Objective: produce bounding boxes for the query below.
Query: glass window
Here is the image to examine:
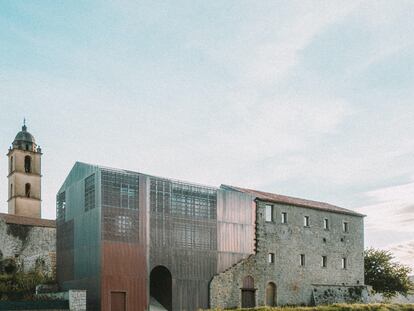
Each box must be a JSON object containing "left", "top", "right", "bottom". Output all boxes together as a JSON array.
[
  {"left": 265, "top": 205, "right": 273, "bottom": 222},
  {"left": 342, "top": 257, "right": 347, "bottom": 269},
  {"left": 324, "top": 218, "right": 329, "bottom": 230},
  {"left": 281, "top": 212, "right": 287, "bottom": 224},
  {"left": 322, "top": 256, "right": 327, "bottom": 268},
  {"left": 300, "top": 254, "right": 305, "bottom": 266},
  {"left": 343, "top": 221, "right": 349, "bottom": 233},
  {"left": 85, "top": 174, "right": 95, "bottom": 211}
]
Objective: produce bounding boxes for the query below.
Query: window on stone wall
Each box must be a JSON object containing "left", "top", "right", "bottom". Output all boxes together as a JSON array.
[
  {"left": 268, "top": 253, "right": 275, "bottom": 263},
  {"left": 265, "top": 205, "right": 274, "bottom": 222},
  {"left": 304, "top": 216, "right": 310, "bottom": 227},
  {"left": 324, "top": 218, "right": 329, "bottom": 230},
  {"left": 343, "top": 221, "right": 349, "bottom": 233},
  {"left": 342, "top": 257, "right": 347, "bottom": 269},
  {"left": 322, "top": 256, "right": 327, "bottom": 268},
  {"left": 300, "top": 254, "right": 305, "bottom": 266},
  {"left": 281, "top": 212, "right": 287, "bottom": 224}
]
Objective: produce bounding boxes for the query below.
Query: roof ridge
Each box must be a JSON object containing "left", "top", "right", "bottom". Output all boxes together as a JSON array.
[{"left": 221, "top": 184, "right": 365, "bottom": 217}]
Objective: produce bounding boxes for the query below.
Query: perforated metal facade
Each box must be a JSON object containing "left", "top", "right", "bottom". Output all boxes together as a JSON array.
[{"left": 57, "top": 162, "right": 255, "bottom": 311}]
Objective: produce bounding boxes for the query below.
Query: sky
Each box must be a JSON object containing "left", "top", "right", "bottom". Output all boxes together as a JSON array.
[{"left": 0, "top": 1, "right": 413, "bottom": 270}]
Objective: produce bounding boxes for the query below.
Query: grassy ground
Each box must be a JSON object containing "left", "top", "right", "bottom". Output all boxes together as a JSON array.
[{"left": 205, "top": 304, "right": 414, "bottom": 311}]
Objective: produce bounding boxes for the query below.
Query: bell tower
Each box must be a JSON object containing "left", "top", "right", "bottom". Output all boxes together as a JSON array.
[{"left": 7, "top": 121, "right": 42, "bottom": 218}]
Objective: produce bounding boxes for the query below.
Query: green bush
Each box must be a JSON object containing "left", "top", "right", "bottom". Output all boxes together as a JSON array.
[{"left": 0, "top": 271, "right": 55, "bottom": 301}]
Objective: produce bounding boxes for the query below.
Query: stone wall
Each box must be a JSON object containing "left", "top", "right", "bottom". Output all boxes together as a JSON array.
[
  {"left": 69, "top": 290, "right": 87, "bottom": 311},
  {"left": 210, "top": 200, "right": 365, "bottom": 308},
  {"left": 0, "top": 217, "right": 56, "bottom": 276}
]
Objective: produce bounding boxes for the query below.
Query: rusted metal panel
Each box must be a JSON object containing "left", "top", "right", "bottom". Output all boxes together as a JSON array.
[
  {"left": 101, "top": 242, "right": 147, "bottom": 311},
  {"left": 100, "top": 171, "right": 148, "bottom": 311}
]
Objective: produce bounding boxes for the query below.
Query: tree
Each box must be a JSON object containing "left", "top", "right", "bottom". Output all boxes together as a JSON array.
[{"left": 364, "top": 248, "right": 413, "bottom": 299}]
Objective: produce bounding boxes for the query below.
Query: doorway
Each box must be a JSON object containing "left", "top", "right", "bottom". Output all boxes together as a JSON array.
[
  {"left": 150, "top": 266, "right": 172, "bottom": 311},
  {"left": 111, "top": 291, "right": 126, "bottom": 311}
]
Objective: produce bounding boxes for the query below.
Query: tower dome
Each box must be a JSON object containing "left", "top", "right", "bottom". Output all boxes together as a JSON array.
[{"left": 12, "top": 122, "right": 38, "bottom": 152}]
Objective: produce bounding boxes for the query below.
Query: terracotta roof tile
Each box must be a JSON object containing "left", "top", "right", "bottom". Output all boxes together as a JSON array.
[
  {"left": 0, "top": 213, "right": 56, "bottom": 228},
  {"left": 221, "top": 185, "right": 364, "bottom": 217}
]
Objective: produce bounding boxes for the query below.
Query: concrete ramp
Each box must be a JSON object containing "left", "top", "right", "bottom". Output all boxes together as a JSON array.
[{"left": 149, "top": 296, "right": 167, "bottom": 311}]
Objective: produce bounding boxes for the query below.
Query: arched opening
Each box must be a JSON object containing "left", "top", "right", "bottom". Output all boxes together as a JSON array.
[
  {"left": 266, "top": 282, "right": 277, "bottom": 306},
  {"left": 150, "top": 266, "right": 172, "bottom": 311},
  {"left": 24, "top": 156, "right": 31, "bottom": 173},
  {"left": 241, "top": 275, "right": 255, "bottom": 308},
  {"left": 25, "top": 183, "right": 31, "bottom": 197},
  {"left": 10, "top": 156, "right": 13, "bottom": 173},
  {"left": 10, "top": 184, "right": 13, "bottom": 197}
]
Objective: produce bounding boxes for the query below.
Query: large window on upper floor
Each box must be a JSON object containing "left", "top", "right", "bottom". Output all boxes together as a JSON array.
[
  {"left": 281, "top": 212, "right": 288, "bottom": 224},
  {"left": 343, "top": 221, "right": 349, "bottom": 233},
  {"left": 85, "top": 174, "right": 95, "bottom": 211},
  {"left": 265, "top": 204, "right": 274, "bottom": 222},
  {"left": 324, "top": 218, "right": 329, "bottom": 230},
  {"left": 304, "top": 216, "right": 310, "bottom": 227}
]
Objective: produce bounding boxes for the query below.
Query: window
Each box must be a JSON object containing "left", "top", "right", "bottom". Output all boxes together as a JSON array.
[
  {"left": 342, "top": 257, "right": 347, "bottom": 269},
  {"left": 281, "top": 212, "right": 287, "bottom": 224},
  {"left": 265, "top": 205, "right": 274, "bottom": 222},
  {"left": 324, "top": 218, "right": 329, "bottom": 230},
  {"left": 300, "top": 254, "right": 305, "bottom": 266},
  {"left": 10, "top": 184, "right": 13, "bottom": 197},
  {"left": 85, "top": 174, "right": 95, "bottom": 211},
  {"left": 24, "top": 156, "right": 31, "bottom": 173},
  {"left": 25, "top": 183, "right": 31, "bottom": 197},
  {"left": 343, "top": 221, "right": 349, "bottom": 233},
  {"left": 268, "top": 253, "right": 275, "bottom": 263},
  {"left": 10, "top": 156, "right": 13, "bottom": 173},
  {"left": 322, "top": 256, "right": 327, "bottom": 268},
  {"left": 304, "top": 216, "right": 310, "bottom": 227}
]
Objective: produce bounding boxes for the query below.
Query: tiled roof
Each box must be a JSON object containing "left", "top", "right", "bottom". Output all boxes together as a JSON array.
[
  {"left": 0, "top": 213, "right": 56, "bottom": 228},
  {"left": 221, "top": 185, "right": 364, "bottom": 217}
]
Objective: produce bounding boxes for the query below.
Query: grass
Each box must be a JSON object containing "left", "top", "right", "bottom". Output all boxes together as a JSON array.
[{"left": 205, "top": 304, "right": 414, "bottom": 311}]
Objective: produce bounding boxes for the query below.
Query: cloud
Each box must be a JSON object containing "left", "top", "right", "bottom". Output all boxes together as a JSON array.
[
  {"left": 356, "top": 177, "right": 414, "bottom": 233},
  {"left": 387, "top": 240, "right": 414, "bottom": 271}
]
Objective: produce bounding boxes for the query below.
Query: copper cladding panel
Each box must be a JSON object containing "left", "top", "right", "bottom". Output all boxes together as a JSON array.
[{"left": 101, "top": 242, "right": 147, "bottom": 311}]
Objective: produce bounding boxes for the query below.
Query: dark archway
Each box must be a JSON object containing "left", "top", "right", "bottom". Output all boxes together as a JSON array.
[
  {"left": 241, "top": 275, "right": 255, "bottom": 308},
  {"left": 150, "top": 266, "right": 172, "bottom": 311},
  {"left": 266, "top": 282, "right": 276, "bottom": 306}
]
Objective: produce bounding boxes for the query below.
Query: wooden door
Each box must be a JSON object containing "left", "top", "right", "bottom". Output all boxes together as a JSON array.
[
  {"left": 111, "top": 292, "right": 126, "bottom": 311},
  {"left": 241, "top": 289, "right": 255, "bottom": 308}
]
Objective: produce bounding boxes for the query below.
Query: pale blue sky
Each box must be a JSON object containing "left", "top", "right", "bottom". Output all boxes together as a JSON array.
[{"left": 0, "top": 1, "right": 413, "bottom": 268}]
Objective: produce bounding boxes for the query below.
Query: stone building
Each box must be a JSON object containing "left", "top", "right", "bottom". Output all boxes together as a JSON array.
[
  {"left": 210, "top": 186, "right": 367, "bottom": 308},
  {"left": 0, "top": 123, "right": 56, "bottom": 277},
  {"left": 57, "top": 162, "right": 366, "bottom": 311}
]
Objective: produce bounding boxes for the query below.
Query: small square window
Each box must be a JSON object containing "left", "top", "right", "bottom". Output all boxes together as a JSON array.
[
  {"left": 343, "top": 222, "right": 349, "bottom": 233},
  {"left": 322, "top": 256, "right": 327, "bottom": 268},
  {"left": 268, "top": 253, "right": 275, "bottom": 263},
  {"left": 281, "top": 212, "right": 288, "bottom": 224},
  {"left": 300, "top": 254, "right": 305, "bottom": 266},
  {"left": 265, "top": 205, "right": 274, "bottom": 222},
  {"left": 324, "top": 218, "right": 329, "bottom": 230},
  {"left": 342, "top": 257, "right": 347, "bottom": 269},
  {"left": 304, "top": 216, "right": 310, "bottom": 227}
]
